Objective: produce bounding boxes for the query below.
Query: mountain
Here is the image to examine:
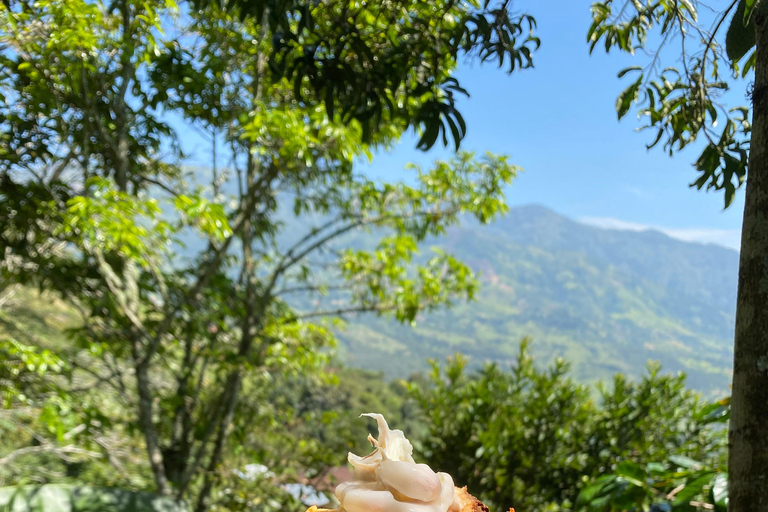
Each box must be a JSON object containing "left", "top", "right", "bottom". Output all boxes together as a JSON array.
[
  {"left": 1, "top": 202, "right": 736, "bottom": 396},
  {"left": 333, "top": 205, "right": 737, "bottom": 395}
]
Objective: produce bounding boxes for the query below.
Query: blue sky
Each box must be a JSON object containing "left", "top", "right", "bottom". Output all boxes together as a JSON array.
[
  {"left": 362, "top": 0, "right": 748, "bottom": 251},
  {"left": 181, "top": 0, "right": 748, "bottom": 250}
]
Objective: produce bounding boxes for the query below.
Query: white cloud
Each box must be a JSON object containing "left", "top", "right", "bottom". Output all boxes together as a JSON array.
[
  {"left": 579, "top": 217, "right": 649, "bottom": 232},
  {"left": 579, "top": 216, "right": 741, "bottom": 251}
]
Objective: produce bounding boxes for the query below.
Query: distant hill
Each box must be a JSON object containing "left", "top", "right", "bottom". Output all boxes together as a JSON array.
[
  {"left": 1, "top": 201, "right": 737, "bottom": 396},
  {"left": 333, "top": 205, "right": 737, "bottom": 395}
]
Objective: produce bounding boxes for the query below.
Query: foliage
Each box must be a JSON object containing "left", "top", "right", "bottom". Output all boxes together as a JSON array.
[
  {"left": 0, "top": 292, "right": 151, "bottom": 490},
  {"left": 0, "top": 336, "right": 114, "bottom": 488},
  {"left": 257, "top": 366, "right": 420, "bottom": 471},
  {"left": 0, "top": 485, "right": 189, "bottom": 512},
  {"left": 578, "top": 459, "right": 725, "bottom": 512},
  {"left": 0, "top": 0, "right": 529, "bottom": 509},
  {"left": 589, "top": 367, "right": 725, "bottom": 471},
  {"left": 1, "top": 286, "right": 730, "bottom": 512},
  {"left": 588, "top": 2, "right": 768, "bottom": 509},
  {"left": 578, "top": 397, "right": 730, "bottom": 512},
  {"left": 588, "top": 0, "right": 752, "bottom": 208},
  {"left": 189, "top": 0, "right": 540, "bottom": 149},
  {"left": 0, "top": 287, "right": 417, "bottom": 509},
  {"left": 410, "top": 340, "right": 725, "bottom": 512}
]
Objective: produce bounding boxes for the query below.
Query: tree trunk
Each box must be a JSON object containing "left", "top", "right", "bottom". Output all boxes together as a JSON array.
[
  {"left": 728, "top": 7, "right": 768, "bottom": 512},
  {"left": 192, "top": 12, "right": 272, "bottom": 511},
  {"left": 135, "top": 358, "right": 171, "bottom": 495}
]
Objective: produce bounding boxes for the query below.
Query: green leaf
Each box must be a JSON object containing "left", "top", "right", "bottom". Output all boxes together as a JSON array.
[
  {"left": 744, "top": 0, "right": 759, "bottom": 25},
  {"left": 725, "top": 181, "right": 737, "bottom": 208},
  {"left": 616, "top": 77, "right": 642, "bottom": 120},
  {"left": 695, "top": 396, "right": 731, "bottom": 424},
  {"left": 617, "top": 66, "right": 642, "bottom": 78},
  {"left": 647, "top": 462, "right": 668, "bottom": 476},
  {"left": 669, "top": 455, "right": 701, "bottom": 470},
  {"left": 616, "top": 461, "right": 646, "bottom": 487},
  {"left": 577, "top": 475, "right": 617, "bottom": 507},
  {"left": 711, "top": 474, "right": 728, "bottom": 512},
  {"left": 727, "top": 0, "right": 756, "bottom": 62},
  {"left": 671, "top": 472, "right": 716, "bottom": 508},
  {"left": 742, "top": 49, "right": 757, "bottom": 76}
]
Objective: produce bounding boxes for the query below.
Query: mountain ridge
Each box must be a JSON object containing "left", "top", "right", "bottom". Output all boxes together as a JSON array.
[
  {"left": 517, "top": 203, "right": 739, "bottom": 252},
  {"left": 334, "top": 204, "right": 737, "bottom": 395}
]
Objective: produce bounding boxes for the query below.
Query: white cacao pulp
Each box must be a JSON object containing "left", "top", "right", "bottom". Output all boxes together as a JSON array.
[{"left": 335, "top": 414, "right": 460, "bottom": 512}]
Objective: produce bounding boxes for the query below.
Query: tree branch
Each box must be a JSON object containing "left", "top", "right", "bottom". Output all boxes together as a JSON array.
[
  {"left": 275, "top": 282, "right": 354, "bottom": 296},
  {"left": 282, "top": 303, "right": 399, "bottom": 323}
]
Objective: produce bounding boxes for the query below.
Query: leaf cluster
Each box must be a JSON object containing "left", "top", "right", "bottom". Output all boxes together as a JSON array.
[
  {"left": 187, "top": 0, "right": 539, "bottom": 149},
  {"left": 588, "top": 0, "right": 753, "bottom": 208},
  {"left": 410, "top": 340, "right": 725, "bottom": 512}
]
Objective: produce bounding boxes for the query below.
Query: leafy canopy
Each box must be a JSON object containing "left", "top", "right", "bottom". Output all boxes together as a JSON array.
[
  {"left": 189, "top": 0, "right": 540, "bottom": 149},
  {"left": 0, "top": 0, "right": 530, "bottom": 509},
  {"left": 411, "top": 340, "right": 725, "bottom": 512},
  {"left": 588, "top": 0, "right": 752, "bottom": 208}
]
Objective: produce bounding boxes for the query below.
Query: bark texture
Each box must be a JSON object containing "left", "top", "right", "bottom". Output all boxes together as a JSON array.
[{"left": 728, "top": 6, "right": 768, "bottom": 512}]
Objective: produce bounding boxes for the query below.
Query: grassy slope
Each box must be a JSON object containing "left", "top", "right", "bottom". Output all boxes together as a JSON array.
[{"left": 0, "top": 287, "right": 80, "bottom": 348}]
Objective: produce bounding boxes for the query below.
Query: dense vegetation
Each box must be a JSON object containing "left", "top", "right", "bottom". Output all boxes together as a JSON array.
[
  {"left": 2, "top": 0, "right": 766, "bottom": 510},
  {"left": 414, "top": 342, "right": 728, "bottom": 512},
  {"left": 0, "top": 0, "right": 531, "bottom": 509},
  {"left": 589, "top": 1, "right": 767, "bottom": 505},
  {"left": 1, "top": 292, "right": 728, "bottom": 512}
]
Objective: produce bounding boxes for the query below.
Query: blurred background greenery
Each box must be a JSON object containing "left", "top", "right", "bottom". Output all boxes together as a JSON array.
[{"left": 1, "top": 288, "right": 729, "bottom": 512}]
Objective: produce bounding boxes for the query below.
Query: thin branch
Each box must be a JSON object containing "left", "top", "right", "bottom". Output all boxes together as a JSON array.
[
  {"left": 91, "top": 246, "right": 143, "bottom": 330},
  {"left": 69, "top": 360, "right": 125, "bottom": 393},
  {"left": 282, "top": 304, "right": 399, "bottom": 323},
  {"left": 695, "top": 0, "right": 739, "bottom": 148},
  {"left": 700, "top": 0, "right": 739, "bottom": 72},
  {"left": 275, "top": 283, "right": 354, "bottom": 296},
  {"left": 176, "top": 395, "right": 224, "bottom": 498},
  {"left": 281, "top": 216, "right": 347, "bottom": 258},
  {"left": 141, "top": 159, "right": 280, "bottom": 368},
  {"left": 688, "top": 502, "right": 715, "bottom": 510},
  {"left": 275, "top": 218, "right": 368, "bottom": 276},
  {"left": 48, "top": 149, "right": 77, "bottom": 184},
  {"left": 673, "top": 0, "right": 689, "bottom": 77},
  {"left": 184, "top": 333, "right": 216, "bottom": 434},
  {"left": 103, "top": 352, "right": 129, "bottom": 396},
  {"left": 666, "top": 483, "right": 687, "bottom": 500},
  {"left": 140, "top": 175, "right": 182, "bottom": 197},
  {"left": 94, "top": 436, "right": 127, "bottom": 474},
  {"left": 271, "top": 206, "right": 457, "bottom": 290}
]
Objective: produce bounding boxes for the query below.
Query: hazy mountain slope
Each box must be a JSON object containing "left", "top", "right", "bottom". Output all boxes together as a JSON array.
[
  {"left": 334, "top": 205, "right": 737, "bottom": 394},
  {"left": 1, "top": 202, "right": 736, "bottom": 395}
]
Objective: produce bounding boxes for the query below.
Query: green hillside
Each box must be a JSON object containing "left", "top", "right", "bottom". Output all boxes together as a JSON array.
[
  {"left": 332, "top": 205, "right": 737, "bottom": 394},
  {"left": 1, "top": 205, "right": 737, "bottom": 395},
  {"left": 0, "top": 287, "right": 80, "bottom": 348}
]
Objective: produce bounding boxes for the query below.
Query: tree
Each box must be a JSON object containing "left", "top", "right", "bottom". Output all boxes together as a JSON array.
[
  {"left": 578, "top": 397, "right": 731, "bottom": 512},
  {"left": 0, "top": 0, "right": 537, "bottom": 509},
  {"left": 410, "top": 340, "right": 723, "bottom": 512},
  {"left": 587, "top": 1, "right": 767, "bottom": 510},
  {"left": 189, "top": 0, "right": 540, "bottom": 150},
  {"left": 411, "top": 342, "right": 596, "bottom": 512}
]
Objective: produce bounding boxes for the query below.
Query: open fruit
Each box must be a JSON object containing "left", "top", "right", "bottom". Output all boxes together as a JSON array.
[{"left": 305, "top": 414, "right": 506, "bottom": 512}]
